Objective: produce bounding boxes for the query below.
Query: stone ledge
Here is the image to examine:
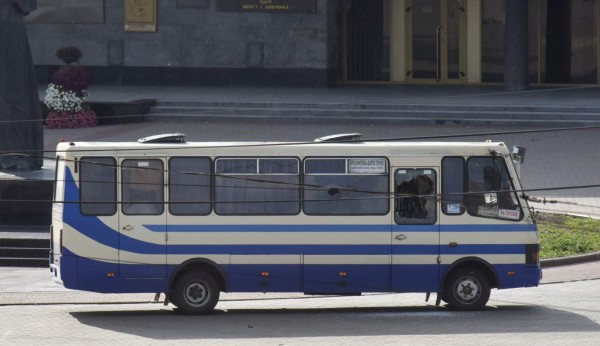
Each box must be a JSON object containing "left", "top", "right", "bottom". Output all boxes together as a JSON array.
[
  {"left": 86, "top": 99, "right": 156, "bottom": 125},
  {"left": 41, "top": 99, "right": 155, "bottom": 126},
  {"left": 541, "top": 251, "right": 600, "bottom": 268}
]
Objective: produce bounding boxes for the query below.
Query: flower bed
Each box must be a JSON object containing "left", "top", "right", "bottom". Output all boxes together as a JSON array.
[
  {"left": 45, "top": 109, "right": 98, "bottom": 129},
  {"left": 44, "top": 47, "right": 97, "bottom": 129}
]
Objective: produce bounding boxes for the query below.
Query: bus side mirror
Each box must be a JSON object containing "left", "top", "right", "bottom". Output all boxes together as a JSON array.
[
  {"left": 512, "top": 146, "right": 526, "bottom": 177},
  {"left": 512, "top": 146, "right": 526, "bottom": 163}
]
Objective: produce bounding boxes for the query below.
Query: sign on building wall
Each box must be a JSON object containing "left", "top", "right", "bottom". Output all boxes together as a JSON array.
[
  {"left": 216, "top": 0, "right": 317, "bottom": 13},
  {"left": 124, "top": 0, "right": 157, "bottom": 32},
  {"left": 26, "top": 0, "right": 104, "bottom": 24}
]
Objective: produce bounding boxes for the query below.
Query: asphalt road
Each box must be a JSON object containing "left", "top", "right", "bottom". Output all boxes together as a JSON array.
[
  {"left": 0, "top": 279, "right": 599, "bottom": 345},
  {"left": 2, "top": 262, "right": 600, "bottom": 345}
]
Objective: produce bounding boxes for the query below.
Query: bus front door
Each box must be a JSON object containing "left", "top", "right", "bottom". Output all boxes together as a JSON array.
[
  {"left": 118, "top": 158, "right": 167, "bottom": 279},
  {"left": 391, "top": 167, "right": 440, "bottom": 292}
]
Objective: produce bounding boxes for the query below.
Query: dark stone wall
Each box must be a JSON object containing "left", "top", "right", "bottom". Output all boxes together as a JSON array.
[
  {"left": 0, "top": 180, "right": 52, "bottom": 226},
  {"left": 26, "top": 0, "right": 338, "bottom": 87}
]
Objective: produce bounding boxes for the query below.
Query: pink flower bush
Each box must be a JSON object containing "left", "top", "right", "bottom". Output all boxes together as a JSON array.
[
  {"left": 45, "top": 109, "right": 98, "bottom": 129},
  {"left": 51, "top": 65, "right": 90, "bottom": 94},
  {"left": 44, "top": 47, "right": 98, "bottom": 129}
]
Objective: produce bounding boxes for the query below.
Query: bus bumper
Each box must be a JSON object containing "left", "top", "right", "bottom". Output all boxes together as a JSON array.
[
  {"left": 50, "top": 263, "right": 64, "bottom": 286},
  {"left": 525, "top": 266, "right": 542, "bottom": 287}
]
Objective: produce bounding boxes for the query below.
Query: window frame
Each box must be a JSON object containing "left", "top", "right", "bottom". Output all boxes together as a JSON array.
[
  {"left": 465, "top": 156, "right": 524, "bottom": 222},
  {"left": 79, "top": 156, "right": 117, "bottom": 216},
  {"left": 394, "top": 167, "right": 438, "bottom": 225},
  {"left": 441, "top": 156, "right": 466, "bottom": 216},
  {"left": 303, "top": 157, "right": 390, "bottom": 216},
  {"left": 214, "top": 157, "right": 301, "bottom": 216},
  {"left": 121, "top": 158, "right": 165, "bottom": 216},
  {"left": 168, "top": 156, "right": 213, "bottom": 216}
]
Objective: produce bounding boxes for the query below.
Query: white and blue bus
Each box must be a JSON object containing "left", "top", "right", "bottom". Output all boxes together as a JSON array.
[{"left": 50, "top": 133, "right": 541, "bottom": 314}]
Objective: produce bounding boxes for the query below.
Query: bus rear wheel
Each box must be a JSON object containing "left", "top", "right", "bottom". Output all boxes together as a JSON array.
[
  {"left": 444, "top": 267, "right": 491, "bottom": 310},
  {"left": 172, "top": 271, "right": 220, "bottom": 315}
]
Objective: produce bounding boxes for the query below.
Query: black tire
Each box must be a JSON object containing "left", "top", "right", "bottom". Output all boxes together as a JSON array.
[
  {"left": 171, "top": 271, "right": 220, "bottom": 315},
  {"left": 444, "top": 267, "right": 491, "bottom": 311}
]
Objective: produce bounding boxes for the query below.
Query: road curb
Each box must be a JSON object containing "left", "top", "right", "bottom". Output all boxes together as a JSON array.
[{"left": 540, "top": 251, "right": 600, "bottom": 268}]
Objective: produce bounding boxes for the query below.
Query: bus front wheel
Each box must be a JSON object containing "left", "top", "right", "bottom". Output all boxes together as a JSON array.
[
  {"left": 444, "top": 267, "right": 491, "bottom": 310},
  {"left": 172, "top": 271, "right": 220, "bottom": 315}
]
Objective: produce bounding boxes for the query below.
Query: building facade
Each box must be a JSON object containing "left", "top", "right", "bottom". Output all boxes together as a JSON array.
[{"left": 26, "top": 0, "right": 599, "bottom": 87}]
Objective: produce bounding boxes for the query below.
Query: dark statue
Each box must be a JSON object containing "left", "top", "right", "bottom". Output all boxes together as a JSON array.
[{"left": 0, "top": 0, "right": 43, "bottom": 170}]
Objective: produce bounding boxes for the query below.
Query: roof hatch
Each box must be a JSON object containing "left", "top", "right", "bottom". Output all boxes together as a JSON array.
[
  {"left": 314, "top": 133, "right": 362, "bottom": 143},
  {"left": 138, "top": 133, "right": 186, "bottom": 143}
]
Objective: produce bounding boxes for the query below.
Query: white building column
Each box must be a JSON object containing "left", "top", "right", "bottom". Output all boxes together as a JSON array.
[{"left": 391, "top": 0, "right": 407, "bottom": 82}]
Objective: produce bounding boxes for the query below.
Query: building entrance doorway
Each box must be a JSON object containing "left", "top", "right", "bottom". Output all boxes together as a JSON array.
[
  {"left": 406, "top": 0, "right": 465, "bottom": 83},
  {"left": 344, "top": 0, "right": 466, "bottom": 84}
]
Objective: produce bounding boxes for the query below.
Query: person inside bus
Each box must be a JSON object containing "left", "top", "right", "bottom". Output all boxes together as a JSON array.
[
  {"left": 396, "top": 174, "right": 434, "bottom": 221},
  {"left": 483, "top": 165, "right": 517, "bottom": 210}
]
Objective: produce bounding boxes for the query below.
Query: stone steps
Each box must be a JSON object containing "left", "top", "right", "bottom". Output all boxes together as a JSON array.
[
  {"left": 0, "top": 235, "right": 49, "bottom": 268},
  {"left": 146, "top": 101, "right": 600, "bottom": 126}
]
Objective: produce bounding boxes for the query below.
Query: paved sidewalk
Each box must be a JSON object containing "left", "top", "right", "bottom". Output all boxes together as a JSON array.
[{"left": 541, "top": 260, "right": 600, "bottom": 284}]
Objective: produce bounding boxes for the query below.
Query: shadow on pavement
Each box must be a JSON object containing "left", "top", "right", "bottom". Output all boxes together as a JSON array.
[{"left": 70, "top": 304, "right": 600, "bottom": 340}]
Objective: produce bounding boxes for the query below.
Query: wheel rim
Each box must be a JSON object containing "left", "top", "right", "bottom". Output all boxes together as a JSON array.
[
  {"left": 184, "top": 282, "right": 210, "bottom": 307},
  {"left": 453, "top": 276, "right": 481, "bottom": 304}
]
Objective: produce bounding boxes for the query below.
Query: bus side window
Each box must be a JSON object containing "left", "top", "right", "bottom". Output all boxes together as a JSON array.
[
  {"left": 80, "top": 157, "right": 117, "bottom": 216},
  {"left": 395, "top": 169, "right": 436, "bottom": 225},
  {"left": 442, "top": 157, "right": 465, "bottom": 215},
  {"left": 466, "top": 157, "right": 522, "bottom": 221},
  {"left": 122, "top": 159, "right": 164, "bottom": 215},
  {"left": 304, "top": 158, "right": 389, "bottom": 216},
  {"left": 215, "top": 158, "right": 300, "bottom": 215},
  {"left": 169, "top": 157, "right": 212, "bottom": 216}
]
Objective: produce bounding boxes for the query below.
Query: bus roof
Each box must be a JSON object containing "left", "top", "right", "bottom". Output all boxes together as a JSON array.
[{"left": 55, "top": 140, "right": 511, "bottom": 157}]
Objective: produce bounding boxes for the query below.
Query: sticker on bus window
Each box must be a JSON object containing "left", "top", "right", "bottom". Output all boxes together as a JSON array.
[
  {"left": 137, "top": 162, "right": 149, "bottom": 167},
  {"left": 499, "top": 209, "right": 520, "bottom": 220},
  {"left": 348, "top": 159, "right": 386, "bottom": 174},
  {"left": 477, "top": 206, "right": 499, "bottom": 218},
  {"left": 447, "top": 204, "right": 461, "bottom": 214}
]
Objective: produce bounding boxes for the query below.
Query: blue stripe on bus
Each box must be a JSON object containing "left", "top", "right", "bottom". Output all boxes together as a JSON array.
[
  {"left": 144, "top": 224, "right": 536, "bottom": 233},
  {"left": 440, "top": 224, "right": 536, "bottom": 232},
  {"left": 392, "top": 244, "right": 524, "bottom": 255},
  {"left": 441, "top": 244, "right": 524, "bottom": 255},
  {"left": 167, "top": 244, "right": 390, "bottom": 255},
  {"left": 149, "top": 224, "right": 393, "bottom": 233}
]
